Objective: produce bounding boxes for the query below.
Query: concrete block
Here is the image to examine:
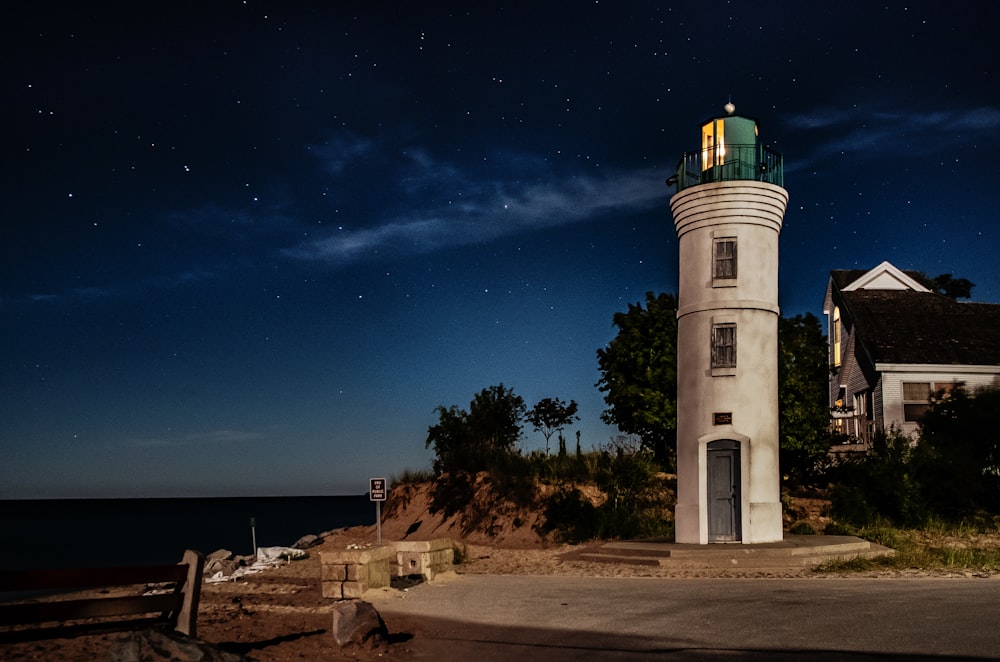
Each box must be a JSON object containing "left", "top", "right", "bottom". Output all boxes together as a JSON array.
[
  {"left": 321, "top": 563, "right": 347, "bottom": 582},
  {"left": 346, "top": 563, "right": 368, "bottom": 583},
  {"left": 321, "top": 581, "right": 343, "bottom": 600},
  {"left": 320, "top": 545, "right": 395, "bottom": 566},
  {"left": 342, "top": 581, "right": 367, "bottom": 600}
]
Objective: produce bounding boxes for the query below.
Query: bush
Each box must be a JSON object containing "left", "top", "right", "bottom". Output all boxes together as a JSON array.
[
  {"left": 539, "top": 488, "right": 599, "bottom": 543},
  {"left": 829, "top": 427, "right": 927, "bottom": 527},
  {"left": 789, "top": 521, "right": 816, "bottom": 535}
]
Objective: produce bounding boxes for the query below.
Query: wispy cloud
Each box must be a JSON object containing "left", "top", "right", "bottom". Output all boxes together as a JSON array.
[
  {"left": 784, "top": 104, "right": 1000, "bottom": 173},
  {"left": 285, "top": 146, "right": 665, "bottom": 265},
  {"left": 125, "top": 429, "right": 265, "bottom": 448}
]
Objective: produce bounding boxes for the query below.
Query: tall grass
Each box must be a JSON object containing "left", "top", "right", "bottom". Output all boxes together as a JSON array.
[{"left": 817, "top": 517, "right": 1000, "bottom": 573}]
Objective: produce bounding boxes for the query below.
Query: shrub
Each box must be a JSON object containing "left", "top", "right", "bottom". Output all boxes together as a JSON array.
[
  {"left": 789, "top": 521, "right": 816, "bottom": 535},
  {"left": 829, "top": 427, "right": 927, "bottom": 527}
]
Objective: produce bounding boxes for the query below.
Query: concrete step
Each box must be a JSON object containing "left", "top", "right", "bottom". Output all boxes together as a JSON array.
[{"left": 563, "top": 536, "right": 895, "bottom": 569}]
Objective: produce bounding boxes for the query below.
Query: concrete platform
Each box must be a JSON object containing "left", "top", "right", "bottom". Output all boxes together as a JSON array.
[{"left": 560, "top": 535, "right": 894, "bottom": 569}]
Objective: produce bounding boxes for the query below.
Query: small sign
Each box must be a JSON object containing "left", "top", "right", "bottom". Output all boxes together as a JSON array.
[
  {"left": 369, "top": 477, "right": 387, "bottom": 501},
  {"left": 713, "top": 412, "right": 733, "bottom": 425}
]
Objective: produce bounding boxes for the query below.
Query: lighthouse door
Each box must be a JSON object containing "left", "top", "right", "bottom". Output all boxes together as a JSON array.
[{"left": 707, "top": 440, "right": 741, "bottom": 542}]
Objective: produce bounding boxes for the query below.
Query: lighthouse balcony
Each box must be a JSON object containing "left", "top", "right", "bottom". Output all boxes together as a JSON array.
[{"left": 672, "top": 144, "right": 783, "bottom": 191}]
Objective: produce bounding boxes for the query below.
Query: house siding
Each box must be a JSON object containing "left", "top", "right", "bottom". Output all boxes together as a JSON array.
[{"left": 881, "top": 370, "right": 1000, "bottom": 436}]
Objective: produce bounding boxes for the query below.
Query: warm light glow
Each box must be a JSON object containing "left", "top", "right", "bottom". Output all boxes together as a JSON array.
[
  {"left": 832, "top": 307, "right": 842, "bottom": 367},
  {"left": 701, "top": 120, "right": 726, "bottom": 171}
]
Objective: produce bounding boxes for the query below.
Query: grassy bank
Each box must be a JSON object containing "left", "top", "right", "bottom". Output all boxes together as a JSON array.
[{"left": 819, "top": 518, "right": 1000, "bottom": 574}]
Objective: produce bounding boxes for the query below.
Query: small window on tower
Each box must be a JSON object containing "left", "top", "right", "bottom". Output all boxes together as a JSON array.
[
  {"left": 713, "top": 238, "right": 737, "bottom": 280},
  {"left": 711, "top": 323, "right": 737, "bottom": 369}
]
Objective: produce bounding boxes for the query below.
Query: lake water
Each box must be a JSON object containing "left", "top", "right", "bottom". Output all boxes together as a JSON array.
[{"left": 0, "top": 495, "right": 374, "bottom": 571}]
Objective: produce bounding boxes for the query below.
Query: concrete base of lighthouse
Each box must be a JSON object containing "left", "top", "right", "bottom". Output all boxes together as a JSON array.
[{"left": 670, "top": 180, "right": 788, "bottom": 544}]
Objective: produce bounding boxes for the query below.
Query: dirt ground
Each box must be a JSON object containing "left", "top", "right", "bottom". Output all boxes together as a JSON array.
[{"left": 1, "top": 488, "right": 994, "bottom": 661}]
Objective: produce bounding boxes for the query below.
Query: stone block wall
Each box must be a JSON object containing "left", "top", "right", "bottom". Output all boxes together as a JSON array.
[
  {"left": 391, "top": 539, "right": 454, "bottom": 580},
  {"left": 320, "top": 539, "right": 455, "bottom": 600},
  {"left": 320, "top": 545, "right": 394, "bottom": 600}
]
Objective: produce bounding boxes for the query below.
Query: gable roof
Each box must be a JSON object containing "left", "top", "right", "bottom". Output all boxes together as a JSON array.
[
  {"left": 840, "top": 261, "right": 932, "bottom": 292},
  {"left": 839, "top": 289, "right": 1000, "bottom": 366},
  {"left": 830, "top": 262, "right": 931, "bottom": 292}
]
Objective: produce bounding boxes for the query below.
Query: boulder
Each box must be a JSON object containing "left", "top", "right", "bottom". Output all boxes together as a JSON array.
[
  {"left": 107, "top": 628, "right": 249, "bottom": 662},
  {"left": 293, "top": 533, "right": 321, "bottom": 549},
  {"left": 330, "top": 601, "right": 389, "bottom": 649},
  {"left": 206, "top": 549, "right": 233, "bottom": 562}
]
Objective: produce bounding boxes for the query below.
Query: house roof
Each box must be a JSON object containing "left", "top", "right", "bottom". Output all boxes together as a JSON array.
[
  {"left": 839, "top": 289, "right": 1000, "bottom": 366},
  {"left": 830, "top": 267, "right": 931, "bottom": 292}
]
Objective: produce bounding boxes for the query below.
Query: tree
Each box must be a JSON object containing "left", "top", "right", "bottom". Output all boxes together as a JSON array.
[
  {"left": 596, "top": 292, "right": 678, "bottom": 468},
  {"left": 526, "top": 397, "right": 579, "bottom": 454},
  {"left": 913, "top": 385, "right": 1000, "bottom": 517},
  {"left": 425, "top": 383, "right": 526, "bottom": 476},
  {"left": 914, "top": 272, "right": 975, "bottom": 300},
  {"left": 778, "top": 313, "right": 834, "bottom": 481}
]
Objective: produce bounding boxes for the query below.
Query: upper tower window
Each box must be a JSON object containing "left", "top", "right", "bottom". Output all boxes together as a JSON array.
[{"left": 713, "top": 238, "right": 737, "bottom": 280}]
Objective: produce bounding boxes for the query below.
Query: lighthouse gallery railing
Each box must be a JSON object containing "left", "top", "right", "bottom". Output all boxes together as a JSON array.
[{"left": 674, "top": 143, "right": 783, "bottom": 191}]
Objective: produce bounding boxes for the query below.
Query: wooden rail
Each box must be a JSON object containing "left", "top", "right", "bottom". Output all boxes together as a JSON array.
[{"left": 0, "top": 549, "right": 203, "bottom": 642}]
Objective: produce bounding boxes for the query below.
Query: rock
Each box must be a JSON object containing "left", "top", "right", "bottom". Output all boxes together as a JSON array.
[
  {"left": 293, "top": 533, "right": 321, "bottom": 549},
  {"left": 204, "top": 557, "right": 237, "bottom": 577},
  {"left": 107, "top": 628, "right": 249, "bottom": 662},
  {"left": 206, "top": 549, "right": 233, "bottom": 562},
  {"left": 330, "top": 600, "right": 389, "bottom": 649}
]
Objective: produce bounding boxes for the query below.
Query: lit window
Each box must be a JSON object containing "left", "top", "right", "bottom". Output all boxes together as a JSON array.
[
  {"left": 832, "top": 307, "right": 841, "bottom": 368},
  {"left": 711, "top": 323, "right": 736, "bottom": 369},
  {"left": 701, "top": 120, "right": 726, "bottom": 170},
  {"left": 713, "top": 238, "right": 737, "bottom": 280}
]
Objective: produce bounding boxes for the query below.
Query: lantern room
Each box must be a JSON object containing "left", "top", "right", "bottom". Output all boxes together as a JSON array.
[{"left": 670, "top": 103, "right": 783, "bottom": 191}]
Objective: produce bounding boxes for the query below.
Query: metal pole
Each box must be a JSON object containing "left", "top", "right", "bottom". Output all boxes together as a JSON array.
[
  {"left": 250, "top": 517, "right": 257, "bottom": 558},
  {"left": 376, "top": 500, "right": 382, "bottom": 546}
]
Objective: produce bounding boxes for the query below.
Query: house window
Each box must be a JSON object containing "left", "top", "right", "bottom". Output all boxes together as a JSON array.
[
  {"left": 902, "top": 381, "right": 959, "bottom": 422},
  {"left": 713, "top": 238, "right": 737, "bottom": 280},
  {"left": 902, "top": 382, "right": 931, "bottom": 422},
  {"left": 832, "top": 306, "right": 842, "bottom": 368},
  {"left": 711, "top": 323, "right": 736, "bottom": 369}
]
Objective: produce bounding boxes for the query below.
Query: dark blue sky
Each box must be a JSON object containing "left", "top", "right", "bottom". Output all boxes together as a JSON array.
[{"left": 3, "top": 1, "right": 997, "bottom": 498}]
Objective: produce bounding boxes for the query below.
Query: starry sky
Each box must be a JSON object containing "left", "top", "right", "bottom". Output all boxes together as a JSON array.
[{"left": 2, "top": 1, "right": 997, "bottom": 498}]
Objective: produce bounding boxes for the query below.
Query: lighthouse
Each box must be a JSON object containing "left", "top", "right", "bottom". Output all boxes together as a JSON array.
[{"left": 669, "top": 103, "right": 788, "bottom": 544}]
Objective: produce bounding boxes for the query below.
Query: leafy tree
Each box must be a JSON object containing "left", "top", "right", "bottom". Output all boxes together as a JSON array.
[
  {"left": 913, "top": 385, "right": 1000, "bottom": 517},
  {"left": 526, "top": 397, "right": 579, "bottom": 454},
  {"left": 425, "top": 383, "right": 526, "bottom": 476},
  {"left": 778, "top": 313, "right": 834, "bottom": 481},
  {"left": 913, "top": 272, "right": 975, "bottom": 300},
  {"left": 425, "top": 384, "right": 529, "bottom": 516},
  {"left": 596, "top": 292, "right": 678, "bottom": 468}
]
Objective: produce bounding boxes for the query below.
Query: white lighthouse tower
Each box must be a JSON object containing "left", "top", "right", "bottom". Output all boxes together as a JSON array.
[{"left": 669, "top": 103, "right": 788, "bottom": 544}]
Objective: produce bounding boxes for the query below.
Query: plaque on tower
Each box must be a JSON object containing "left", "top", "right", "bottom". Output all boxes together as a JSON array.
[{"left": 713, "top": 412, "right": 732, "bottom": 426}]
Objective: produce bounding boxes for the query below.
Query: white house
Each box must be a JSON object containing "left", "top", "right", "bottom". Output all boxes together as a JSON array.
[{"left": 823, "top": 261, "right": 1000, "bottom": 445}]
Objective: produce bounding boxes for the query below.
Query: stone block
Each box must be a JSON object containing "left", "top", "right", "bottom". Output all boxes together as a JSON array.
[
  {"left": 341, "top": 581, "right": 366, "bottom": 600},
  {"left": 321, "top": 563, "right": 347, "bottom": 582},
  {"left": 391, "top": 539, "right": 454, "bottom": 579},
  {"left": 320, "top": 545, "right": 395, "bottom": 566},
  {"left": 321, "top": 581, "right": 343, "bottom": 600},
  {"left": 346, "top": 563, "right": 367, "bottom": 583}
]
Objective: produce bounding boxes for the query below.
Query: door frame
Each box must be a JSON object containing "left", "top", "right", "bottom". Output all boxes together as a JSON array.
[{"left": 706, "top": 439, "right": 742, "bottom": 542}]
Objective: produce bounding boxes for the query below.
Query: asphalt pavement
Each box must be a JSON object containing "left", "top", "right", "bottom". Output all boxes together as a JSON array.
[{"left": 370, "top": 574, "right": 1000, "bottom": 661}]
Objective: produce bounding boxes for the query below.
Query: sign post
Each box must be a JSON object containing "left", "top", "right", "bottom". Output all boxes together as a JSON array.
[{"left": 369, "top": 477, "right": 387, "bottom": 545}]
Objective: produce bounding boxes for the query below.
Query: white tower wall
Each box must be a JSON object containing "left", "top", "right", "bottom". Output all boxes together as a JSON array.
[{"left": 671, "top": 181, "right": 788, "bottom": 544}]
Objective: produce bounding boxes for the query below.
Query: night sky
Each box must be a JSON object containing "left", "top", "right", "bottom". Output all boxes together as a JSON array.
[{"left": 3, "top": 2, "right": 996, "bottom": 498}]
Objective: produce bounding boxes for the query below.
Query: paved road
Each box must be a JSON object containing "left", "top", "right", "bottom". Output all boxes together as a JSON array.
[{"left": 370, "top": 575, "right": 1000, "bottom": 660}]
